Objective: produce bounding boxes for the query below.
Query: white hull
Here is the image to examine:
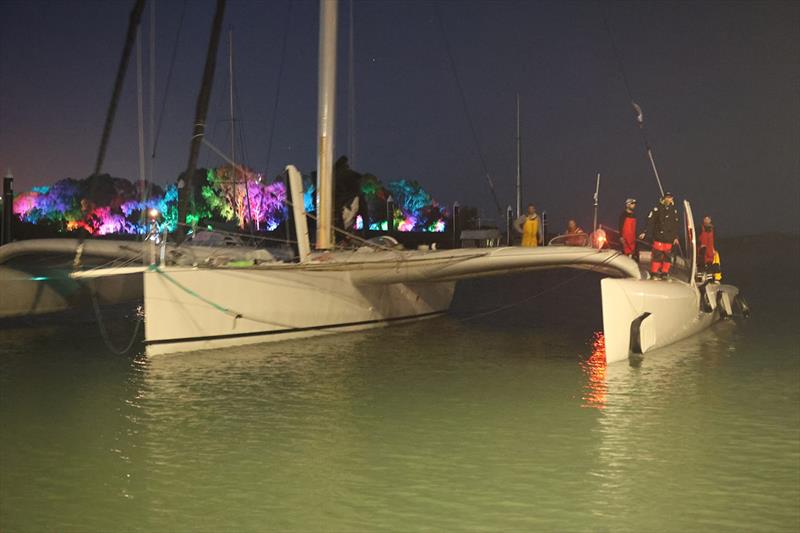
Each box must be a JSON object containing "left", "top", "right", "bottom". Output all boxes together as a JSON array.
[
  {"left": 142, "top": 246, "right": 641, "bottom": 356},
  {"left": 0, "top": 240, "right": 146, "bottom": 318},
  {"left": 144, "top": 266, "right": 455, "bottom": 355},
  {"left": 601, "top": 278, "right": 739, "bottom": 363},
  {"left": 3, "top": 236, "right": 743, "bottom": 364},
  {"left": 0, "top": 266, "right": 143, "bottom": 318}
]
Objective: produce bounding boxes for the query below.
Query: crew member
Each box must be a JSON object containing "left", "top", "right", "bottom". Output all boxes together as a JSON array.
[
  {"left": 514, "top": 204, "right": 542, "bottom": 247},
  {"left": 618, "top": 198, "right": 638, "bottom": 260},
  {"left": 564, "top": 219, "right": 586, "bottom": 246},
  {"left": 639, "top": 192, "right": 680, "bottom": 280},
  {"left": 698, "top": 216, "right": 716, "bottom": 271},
  {"left": 334, "top": 156, "right": 368, "bottom": 237}
]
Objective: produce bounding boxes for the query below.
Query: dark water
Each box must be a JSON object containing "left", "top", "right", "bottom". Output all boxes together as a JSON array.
[{"left": 1, "top": 236, "right": 798, "bottom": 531}]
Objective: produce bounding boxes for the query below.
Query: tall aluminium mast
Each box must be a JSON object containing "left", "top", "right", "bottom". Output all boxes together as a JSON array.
[{"left": 316, "top": 0, "right": 338, "bottom": 250}]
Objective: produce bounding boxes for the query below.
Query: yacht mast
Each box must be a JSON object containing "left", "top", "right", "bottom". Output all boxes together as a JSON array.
[
  {"left": 347, "top": 0, "right": 356, "bottom": 168},
  {"left": 228, "top": 30, "right": 237, "bottom": 213},
  {"left": 515, "top": 93, "right": 521, "bottom": 218},
  {"left": 176, "top": 0, "right": 226, "bottom": 238},
  {"left": 136, "top": 28, "right": 146, "bottom": 189},
  {"left": 94, "top": 0, "right": 145, "bottom": 176},
  {"left": 316, "top": 0, "right": 338, "bottom": 250},
  {"left": 149, "top": 0, "right": 156, "bottom": 185}
]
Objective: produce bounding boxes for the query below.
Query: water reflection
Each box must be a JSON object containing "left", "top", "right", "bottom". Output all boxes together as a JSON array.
[
  {"left": 583, "top": 320, "right": 757, "bottom": 527},
  {"left": 4, "top": 301, "right": 796, "bottom": 531},
  {"left": 579, "top": 331, "right": 607, "bottom": 410}
]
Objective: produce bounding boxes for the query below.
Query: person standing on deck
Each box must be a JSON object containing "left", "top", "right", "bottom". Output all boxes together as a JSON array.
[
  {"left": 618, "top": 198, "right": 638, "bottom": 260},
  {"left": 698, "top": 216, "right": 717, "bottom": 272},
  {"left": 639, "top": 192, "right": 680, "bottom": 280},
  {"left": 514, "top": 204, "right": 542, "bottom": 247}
]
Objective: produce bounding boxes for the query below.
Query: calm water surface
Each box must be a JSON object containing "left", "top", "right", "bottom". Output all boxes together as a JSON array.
[{"left": 1, "top": 239, "right": 798, "bottom": 531}]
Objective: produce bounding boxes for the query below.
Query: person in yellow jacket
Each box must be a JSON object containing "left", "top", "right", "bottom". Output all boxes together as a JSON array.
[{"left": 513, "top": 204, "right": 543, "bottom": 247}]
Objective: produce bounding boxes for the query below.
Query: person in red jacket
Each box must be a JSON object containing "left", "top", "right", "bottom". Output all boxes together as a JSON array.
[
  {"left": 698, "top": 216, "right": 716, "bottom": 271},
  {"left": 618, "top": 198, "right": 638, "bottom": 260}
]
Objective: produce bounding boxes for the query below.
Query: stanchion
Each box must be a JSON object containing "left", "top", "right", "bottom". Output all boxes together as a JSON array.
[
  {"left": 2, "top": 171, "right": 13, "bottom": 245},
  {"left": 452, "top": 202, "right": 460, "bottom": 249},
  {"left": 506, "top": 205, "right": 513, "bottom": 246}
]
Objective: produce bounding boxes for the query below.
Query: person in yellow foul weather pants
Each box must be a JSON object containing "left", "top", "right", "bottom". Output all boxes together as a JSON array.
[{"left": 513, "top": 204, "right": 542, "bottom": 247}]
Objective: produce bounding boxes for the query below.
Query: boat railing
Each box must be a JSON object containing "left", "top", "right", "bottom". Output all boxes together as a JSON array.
[
  {"left": 598, "top": 224, "right": 663, "bottom": 252},
  {"left": 547, "top": 233, "right": 591, "bottom": 247}
]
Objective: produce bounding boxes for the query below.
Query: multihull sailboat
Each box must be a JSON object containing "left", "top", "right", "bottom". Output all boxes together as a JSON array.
[
  {"left": 4, "top": 0, "right": 745, "bottom": 364},
  {"left": 135, "top": 195, "right": 740, "bottom": 363},
  {"left": 141, "top": 237, "right": 641, "bottom": 357},
  {"left": 129, "top": 0, "right": 744, "bottom": 363}
]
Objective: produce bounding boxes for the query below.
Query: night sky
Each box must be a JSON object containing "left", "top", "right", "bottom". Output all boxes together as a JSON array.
[{"left": 1, "top": 0, "right": 798, "bottom": 235}]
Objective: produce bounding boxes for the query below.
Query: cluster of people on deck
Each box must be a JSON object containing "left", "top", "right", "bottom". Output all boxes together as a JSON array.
[{"left": 513, "top": 193, "right": 720, "bottom": 282}]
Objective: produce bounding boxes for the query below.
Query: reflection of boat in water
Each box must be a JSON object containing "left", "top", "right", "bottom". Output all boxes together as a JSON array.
[{"left": 580, "top": 320, "right": 739, "bottom": 410}]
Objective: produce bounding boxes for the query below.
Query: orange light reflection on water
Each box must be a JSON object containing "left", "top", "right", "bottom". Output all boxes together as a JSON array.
[{"left": 579, "top": 331, "right": 607, "bottom": 409}]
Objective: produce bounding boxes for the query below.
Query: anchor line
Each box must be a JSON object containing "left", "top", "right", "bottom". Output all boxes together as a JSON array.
[
  {"left": 85, "top": 278, "right": 143, "bottom": 356},
  {"left": 457, "top": 250, "right": 626, "bottom": 322}
]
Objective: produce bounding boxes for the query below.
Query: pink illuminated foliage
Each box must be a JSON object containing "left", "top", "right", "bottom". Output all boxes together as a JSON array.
[{"left": 12, "top": 165, "right": 447, "bottom": 235}]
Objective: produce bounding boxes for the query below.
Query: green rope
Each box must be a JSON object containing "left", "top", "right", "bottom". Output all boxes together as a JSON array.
[{"left": 151, "top": 265, "right": 241, "bottom": 319}]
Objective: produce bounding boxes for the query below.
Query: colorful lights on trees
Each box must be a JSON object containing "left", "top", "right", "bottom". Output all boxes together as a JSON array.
[{"left": 13, "top": 167, "right": 447, "bottom": 235}]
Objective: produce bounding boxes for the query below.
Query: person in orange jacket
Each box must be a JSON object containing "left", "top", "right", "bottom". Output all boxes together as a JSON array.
[
  {"left": 564, "top": 219, "right": 587, "bottom": 246},
  {"left": 698, "top": 216, "right": 716, "bottom": 271},
  {"left": 618, "top": 198, "right": 638, "bottom": 260}
]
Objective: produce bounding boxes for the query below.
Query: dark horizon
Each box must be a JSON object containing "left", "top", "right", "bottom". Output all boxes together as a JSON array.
[{"left": 1, "top": 0, "right": 798, "bottom": 235}]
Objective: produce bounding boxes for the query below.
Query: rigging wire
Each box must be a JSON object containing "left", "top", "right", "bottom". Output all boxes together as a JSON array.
[
  {"left": 599, "top": 1, "right": 665, "bottom": 197},
  {"left": 264, "top": 0, "right": 293, "bottom": 175},
  {"left": 433, "top": 3, "right": 502, "bottom": 216},
  {"left": 94, "top": 0, "right": 146, "bottom": 177},
  {"left": 136, "top": 27, "right": 148, "bottom": 229},
  {"left": 228, "top": 35, "right": 256, "bottom": 237},
  {"left": 457, "top": 250, "right": 624, "bottom": 322},
  {"left": 152, "top": 0, "right": 187, "bottom": 163}
]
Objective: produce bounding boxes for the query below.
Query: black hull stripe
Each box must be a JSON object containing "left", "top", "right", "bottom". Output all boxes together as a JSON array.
[{"left": 145, "top": 310, "right": 446, "bottom": 346}]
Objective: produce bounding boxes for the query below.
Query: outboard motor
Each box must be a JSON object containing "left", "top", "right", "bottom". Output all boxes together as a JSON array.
[
  {"left": 700, "top": 282, "right": 716, "bottom": 313},
  {"left": 734, "top": 295, "right": 751, "bottom": 318},
  {"left": 717, "top": 290, "right": 733, "bottom": 318}
]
